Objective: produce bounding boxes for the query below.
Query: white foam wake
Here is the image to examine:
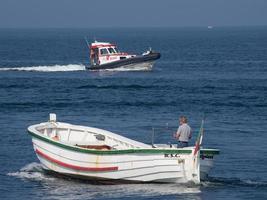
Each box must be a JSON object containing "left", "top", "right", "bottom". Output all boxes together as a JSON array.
[
  {"left": 104, "top": 62, "right": 153, "bottom": 72},
  {"left": 104, "top": 66, "right": 152, "bottom": 72},
  {"left": 0, "top": 64, "right": 86, "bottom": 72},
  {"left": 7, "top": 162, "right": 55, "bottom": 181},
  {"left": 8, "top": 163, "right": 200, "bottom": 199},
  {"left": 92, "top": 62, "right": 153, "bottom": 72}
]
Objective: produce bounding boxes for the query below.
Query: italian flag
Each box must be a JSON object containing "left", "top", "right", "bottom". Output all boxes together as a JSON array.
[{"left": 193, "top": 119, "right": 204, "bottom": 156}]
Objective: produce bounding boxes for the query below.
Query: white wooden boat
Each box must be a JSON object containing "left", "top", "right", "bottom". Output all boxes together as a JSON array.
[{"left": 28, "top": 114, "right": 219, "bottom": 184}]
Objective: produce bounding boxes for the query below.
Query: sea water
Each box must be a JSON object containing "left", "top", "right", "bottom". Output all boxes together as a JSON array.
[{"left": 0, "top": 27, "right": 267, "bottom": 199}]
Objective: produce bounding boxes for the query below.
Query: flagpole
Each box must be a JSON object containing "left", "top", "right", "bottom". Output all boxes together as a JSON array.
[
  {"left": 193, "top": 118, "right": 205, "bottom": 156},
  {"left": 192, "top": 117, "right": 205, "bottom": 183}
]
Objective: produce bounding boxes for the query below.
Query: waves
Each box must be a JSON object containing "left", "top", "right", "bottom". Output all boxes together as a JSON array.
[
  {"left": 202, "top": 176, "right": 267, "bottom": 188},
  {"left": 7, "top": 162, "right": 55, "bottom": 182},
  {"left": 0, "top": 100, "right": 179, "bottom": 111},
  {"left": 0, "top": 64, "right": 86, "bottom": 72},
  {"left": 77, "top": 84, "right": 155, "bottom": 89}
]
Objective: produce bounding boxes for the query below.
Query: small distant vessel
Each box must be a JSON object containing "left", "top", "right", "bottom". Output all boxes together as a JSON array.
[
  {"left": 207, "top": 26, "right": 213, "bottom": 29},
  {"left": 28, "top": 114, "right": 219, "bottom": 183},
  {"left": 86, "top": 41, "right": 161, "bottom": 71}
]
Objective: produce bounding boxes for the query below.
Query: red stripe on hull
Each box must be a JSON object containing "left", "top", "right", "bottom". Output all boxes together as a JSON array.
[
  {"left": 35, "top": 149, "right": 118, "bottom": 172},
  {"left": 194, "top": 143, "right": 200, "bottom": 156}
]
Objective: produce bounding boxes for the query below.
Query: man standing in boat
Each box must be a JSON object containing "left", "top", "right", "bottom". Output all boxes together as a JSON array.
[{"left": 174, "top": 116, "right": 192, "bottom": 148}]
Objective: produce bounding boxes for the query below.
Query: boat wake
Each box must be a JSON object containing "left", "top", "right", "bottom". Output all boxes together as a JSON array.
[
  {"left": 0, "top": 64, "right": 152, "bottom": 72},
  {"left": 9, "top": 164, "right": 267, "bottom": 199},
  {"left": 103, "top": 66, "right": 152, "bottom": 72},
  {"left": 7, "top": 163, "right": 200, "bottom": 198},
  {"left": 202, "top": 176, "right": 267, "bottom": 188},
  {"left": 0, "top": 64, "right": 86, "bottom": 72},
  {"left": 7, "top": 162, "right": 55, "bottom": 181}
]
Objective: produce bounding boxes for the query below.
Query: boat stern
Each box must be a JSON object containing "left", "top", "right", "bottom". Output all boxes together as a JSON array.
[{"left": 200, "top": 148, "right": 220, "bottom": 179}]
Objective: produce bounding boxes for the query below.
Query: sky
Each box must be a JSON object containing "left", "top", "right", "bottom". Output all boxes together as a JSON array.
[{"left": 0, "top": 0, "right": 266, "bottom": 28}]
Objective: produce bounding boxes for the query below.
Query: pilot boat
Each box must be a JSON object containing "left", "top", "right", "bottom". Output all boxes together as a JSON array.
[
  {"left": 28, "top": 114, "right": 219, "bottom": 183},
  {"left": 86, "top": 41, "right": 161, "bottom": 71}
]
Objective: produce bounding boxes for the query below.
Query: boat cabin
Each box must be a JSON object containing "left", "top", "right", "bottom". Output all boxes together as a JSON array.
[{"left": 90, "top": 41, "right": 135, "bottom": 66}]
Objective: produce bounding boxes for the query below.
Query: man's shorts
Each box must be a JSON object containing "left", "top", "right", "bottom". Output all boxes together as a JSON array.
[{"left": 178, "top": 141, "right": 188, "bottom": 148}]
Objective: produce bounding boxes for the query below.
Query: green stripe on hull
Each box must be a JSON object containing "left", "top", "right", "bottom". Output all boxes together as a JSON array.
[
  {"left": 200, "top": 149, "right": 220, "bottom": 155},
  {"left": 28, "top": 131, "right": 192, "bottom": 155}
]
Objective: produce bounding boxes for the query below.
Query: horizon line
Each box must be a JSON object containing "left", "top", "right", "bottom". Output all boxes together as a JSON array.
[{"left": 0, "top": 25, "right": 267, "bottom": 29}]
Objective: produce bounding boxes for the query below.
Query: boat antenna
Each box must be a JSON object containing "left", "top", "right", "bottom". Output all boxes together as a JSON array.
[
  {"left": 93, "top": 36, "right": 97, "bottom": 43},
  {"left": 151, "top": 127, "right": 155, "bottom": 148},
  {"left": 84, "top": 36, "right": 90, "bottom": 48},
  {"left": 193, "top": 114, "right": 206, "bottom": 156},
  {"left": 84, "top": 37, "right": 92, "bottom": 64}
]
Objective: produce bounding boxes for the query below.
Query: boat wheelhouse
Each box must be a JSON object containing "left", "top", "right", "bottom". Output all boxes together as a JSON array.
[{"left": 87, "top": 41, "right": 160, "bottom": 70}]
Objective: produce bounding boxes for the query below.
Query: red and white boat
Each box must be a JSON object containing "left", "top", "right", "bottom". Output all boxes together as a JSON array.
[{"left": 86, "top": 41, "right": 161, "bottom": 71}]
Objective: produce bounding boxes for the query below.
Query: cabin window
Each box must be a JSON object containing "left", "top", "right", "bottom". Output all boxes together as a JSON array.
[
  {"left": 114, "top": 47, "right": 119, "bottom": 53},
  {"left": 100, "top": 48, "right": 109, "bottom": 55},
  {"left": 108, "top": 48, "right": 116, "bottom": 54}
]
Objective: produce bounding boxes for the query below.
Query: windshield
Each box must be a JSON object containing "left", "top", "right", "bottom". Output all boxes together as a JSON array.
[
  {"left": 108, "top": 48, "right": 116, "bottom": 54},
  {"left": 100, "top": 48, "right": 109, "bottom": 55},
  {"left": 114, "top": 47, "right": 119, "bottom": 53}
]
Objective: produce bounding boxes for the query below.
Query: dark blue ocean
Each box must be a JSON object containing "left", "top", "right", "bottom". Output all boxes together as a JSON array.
[{"left": 0, "top": 27, "right": 267, "bottom": 200}]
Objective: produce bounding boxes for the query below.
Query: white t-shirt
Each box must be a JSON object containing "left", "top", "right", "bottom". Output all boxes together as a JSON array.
[{"left": 177, "top": 123, "right": 191, "bottom": 142}]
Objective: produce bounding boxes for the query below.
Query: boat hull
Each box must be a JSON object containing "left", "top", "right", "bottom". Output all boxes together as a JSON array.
[
  {"left": 87, "top": 52, "right": 160, "bottom": 71},
  {"left": 38, "top": 148, "right": 217, "bottom": 183}
]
